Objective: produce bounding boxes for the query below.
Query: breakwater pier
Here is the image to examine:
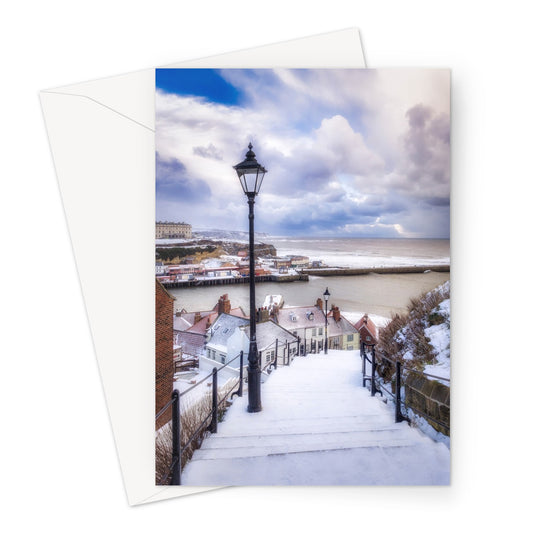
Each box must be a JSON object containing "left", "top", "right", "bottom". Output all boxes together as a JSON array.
[{"left": 302, "top": 264, "right": 450, "bottom": 276}]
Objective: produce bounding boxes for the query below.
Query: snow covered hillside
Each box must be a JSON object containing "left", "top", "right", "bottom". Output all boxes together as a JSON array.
[{"left": 377, "top": 281, "right": 450, "bottom": 380}]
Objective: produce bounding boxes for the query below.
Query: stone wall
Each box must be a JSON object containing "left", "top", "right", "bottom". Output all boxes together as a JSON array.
[{"left": 404, "top": 373, "right": 450, "bottom": 436}]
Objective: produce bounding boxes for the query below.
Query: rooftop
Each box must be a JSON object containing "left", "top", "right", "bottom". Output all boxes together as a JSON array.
[{"left": 207, "top": 313, "right": 249, "bottom": 347}]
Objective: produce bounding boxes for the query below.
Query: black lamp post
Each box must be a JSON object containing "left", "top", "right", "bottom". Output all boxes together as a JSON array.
[
  {"left": 234, "top": 143, "right": 267, "bottom": 413},
  {"left": 323, "top": 287, "right": 330, "bottom": 354}
]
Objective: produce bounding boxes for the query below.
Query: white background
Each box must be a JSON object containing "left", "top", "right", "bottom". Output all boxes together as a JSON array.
[{"left": 1, "top": 1, "right": 531, "bottom": 530}]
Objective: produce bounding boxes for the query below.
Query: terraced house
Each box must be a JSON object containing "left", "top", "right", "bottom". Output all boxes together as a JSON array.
[
  {"left": 204, "top": 313, "right": 298, "bottom": 370},
  {"left": 273, "top": 299, "right": 359, "bottom": 354}
]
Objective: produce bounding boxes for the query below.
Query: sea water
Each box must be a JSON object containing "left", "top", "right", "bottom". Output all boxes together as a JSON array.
[{"left": 167, "top": 238, "right": 450, "bottom": 320}]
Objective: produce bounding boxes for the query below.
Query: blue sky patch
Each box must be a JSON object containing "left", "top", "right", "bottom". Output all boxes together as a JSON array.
[{"left": 156, "top": 68, "right": 241, "bottom": 106}]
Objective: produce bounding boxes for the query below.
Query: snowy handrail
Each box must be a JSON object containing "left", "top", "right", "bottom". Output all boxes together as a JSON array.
[
  {"left": 157, "top": 350, "right": 245, "bottom": 485},
  {"left": 361, "top": 340, "right": 450, "bottom": 432}
]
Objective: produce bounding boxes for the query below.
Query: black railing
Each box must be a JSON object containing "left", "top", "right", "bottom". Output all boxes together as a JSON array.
[
  {"left": 259, "top": 337, "right": 300, "bottom": 373},
  {"left": 155, "top": 350, "right": 245, "bottom": 485},
  {"left": 360, "top": 341, "right": 450, "bottom": 431}
]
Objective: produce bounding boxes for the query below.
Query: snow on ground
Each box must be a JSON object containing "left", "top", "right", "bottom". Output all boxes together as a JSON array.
[
  {"left": 181, "top": 350, "right": 450, "bottom": 486},
  {"left": 423, "top": 298, "right": 450, "bottom": 381},
  {"left": 173, "top": 368, "right": 238, "bottom": 413}
]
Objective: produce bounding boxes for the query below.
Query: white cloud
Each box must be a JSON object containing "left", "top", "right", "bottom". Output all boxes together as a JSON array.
[{"left": 155, "top": 69, "right": 450, "bottom": 238}]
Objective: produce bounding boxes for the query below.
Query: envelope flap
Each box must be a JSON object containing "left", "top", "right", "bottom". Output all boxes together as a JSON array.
[{"left": 41, "top": 28, "right": 364, "bottom": 132}]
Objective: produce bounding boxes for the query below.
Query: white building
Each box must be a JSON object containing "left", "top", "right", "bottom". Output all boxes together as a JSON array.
[
  {"left": 155, "top": 261, "right": 167, "bottom": 275},
  {"left": 274, "top": 300, "right": 359, "bottom": 353},
  {"left": 203, "top": 313, "right": 298, "bottom": 371}
]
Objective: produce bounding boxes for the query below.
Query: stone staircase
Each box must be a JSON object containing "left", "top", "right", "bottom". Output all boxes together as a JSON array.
[{"left": 181, "top": 351, "right": 450, "bottom": 485}]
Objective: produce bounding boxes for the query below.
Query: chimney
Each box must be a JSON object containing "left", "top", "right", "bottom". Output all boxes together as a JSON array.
[
  {"left": 218, "top": 294, "right": 231, "bottom": 314},
  {"left": 257, "top": 307, "right": 269, "bottom": 323},
  {"left": 194, "top": 312, "right": 202, "bottom": 324},
  {"left": 332, "top": 305, "right": 341, "bottom": 322},
  {"left": 363, "top": 313, "right": 368, "bottom": 324},
  {"left": 316, "top": 298, "right": 323, "bottom": 310}
]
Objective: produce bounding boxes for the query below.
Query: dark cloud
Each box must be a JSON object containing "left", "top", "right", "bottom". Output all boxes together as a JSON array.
[
  {"left": 192, "top": 143, "right": 223, "bottom": 160},
  {"left": 425, "top": 196, "right": 450, "bottom": 207},
  {"left": 156, "top": 152, "right": 211, "bottom": 201},
  {"left": 402, "top": 104, "right": 450, "bottom": 203},
  {"left": 262, "top": 191, "right": 407, "bottom": 237}
]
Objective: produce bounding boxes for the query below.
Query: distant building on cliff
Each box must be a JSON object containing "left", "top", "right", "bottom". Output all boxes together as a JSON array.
[{"left": 156, "top": 221, "right": 192, "bottom": 239}]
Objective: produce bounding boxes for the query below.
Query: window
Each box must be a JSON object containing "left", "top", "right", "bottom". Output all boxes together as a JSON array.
[
  {"left": 318, "top": 327, "right": 323, "bottom": 335},
  {"left": 312, "top": 328, "right": 317, "bottom": 336},
  {"left": 347, "top": 334, "right": 354, "bottom": 342},
  {"left": 221, "top": 355, "right": 226, "bottom": 364}
]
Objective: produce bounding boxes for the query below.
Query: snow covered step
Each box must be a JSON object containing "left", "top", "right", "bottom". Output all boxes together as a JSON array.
[
  {"left": 182, "top": 441, "right": 450, "bottom": 486},
  {"left": 181, "top": 350, "right": 450, "bottom": 485},
  {"left": 214, "top": 414, "right": 397, "bottom": 437},
  {"left": 214, "top": 416, "right": 395, "bottom": 439},
  {"left": 192, "top": 429, "right": 416, "bottom": 460}
]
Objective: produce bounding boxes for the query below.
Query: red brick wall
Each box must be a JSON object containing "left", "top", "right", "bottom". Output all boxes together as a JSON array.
[{"left": 155, "top": 280, "right": 175, "bottom": 430}]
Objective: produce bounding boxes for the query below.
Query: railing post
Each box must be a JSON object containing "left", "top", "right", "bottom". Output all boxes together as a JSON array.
[
  {"left": 371, "top": 345, "right": 377, "bottom": 397},
  {"left": 171, "top": 390, "right": 181, "bottom": 485},
  {"left": 211, "top": 368, "right": 218, "bottom": 434},
  {"left": 395, "top": 361, "right": 403, "bottom": 423},
  {"left": 274, "top": 338, "right": 278, "bottom": 369},
  {"left": 238, "top": 350, "right": 243, "bottom": 397},
  {"left": 361, "top": 341, "right": 366, "bottom": 385}
]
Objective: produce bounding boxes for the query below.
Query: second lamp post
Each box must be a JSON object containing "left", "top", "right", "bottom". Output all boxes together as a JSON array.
[
  {"left": 233, "top": 143, "right": 267, "bottom": 413},
  {"left": 323, "top": 287, "right": 330, "bottom": 354}
]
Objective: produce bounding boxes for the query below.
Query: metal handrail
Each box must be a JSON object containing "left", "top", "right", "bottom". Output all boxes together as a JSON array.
[
  {"left": 180, "top": 351, "right": 242, "bottom": 396},
  {"left": 156, "top": 350, "right": 245, "bottom": 485},
  {"left": 360, "top": 341, "right": 450, "bottom": 431}
]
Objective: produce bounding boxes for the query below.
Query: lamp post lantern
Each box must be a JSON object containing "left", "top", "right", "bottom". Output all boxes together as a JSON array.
[
  {"left": 234, "top": 143, "right": 267, "bottom": 413},
  {"left": 323, "top": 287, "right": 330, "bottom": 354}
]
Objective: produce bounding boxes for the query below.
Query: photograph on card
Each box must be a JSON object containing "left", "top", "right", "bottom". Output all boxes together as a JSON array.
[{"left": 154, "top": 68, "right": 451, "bottom": 486}]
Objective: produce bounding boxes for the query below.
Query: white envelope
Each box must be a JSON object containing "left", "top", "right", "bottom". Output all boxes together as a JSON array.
[{"left": 40, "top": 28, "right": 366, "bottom": 506}]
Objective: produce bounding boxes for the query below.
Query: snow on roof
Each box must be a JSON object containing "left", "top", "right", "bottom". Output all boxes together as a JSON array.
[
  {"left": 241, "top": 320, "right": 297, "bottom": 351},
  {"left": 208, "top": 313, "right": 249, "bottom": 346},
  {"left": 173, "top": 316, "right": 193, "bottom": 331},
  {"left": 175, "top": 331, "right": 206, "bottom": 356}
]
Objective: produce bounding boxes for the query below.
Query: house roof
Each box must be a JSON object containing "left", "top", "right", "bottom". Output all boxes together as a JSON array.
[
  {"left": 353, "top": 314, "right": 378, "bottom": 340},
  {"left": 174, "top": 301, "right": 248, "bottom": 335},
  {"left": 276, "top": 305, "right": 322, "bottom": 331},
  {"left": 326, "top": 313, "right": 358, "bottom": 336},
  {"left": 276, "top": 305, "right": 357, "bottom": 337},
  {"left": 173, "top": 316, "right": 193, "bottom": 331},
  {"left": 241, "top": 320, "right": 297, "bottom": 352},
  {"left": 175, "top": 331, "right": 205, "bottom": 356},
  {"left": 207, "top": 313, "right": 249, "bottom": 347}
]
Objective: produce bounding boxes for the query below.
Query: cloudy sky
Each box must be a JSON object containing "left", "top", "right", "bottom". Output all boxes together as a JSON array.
[{"left": 155, "top": 68, "right": 450, "bottom": 238}]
